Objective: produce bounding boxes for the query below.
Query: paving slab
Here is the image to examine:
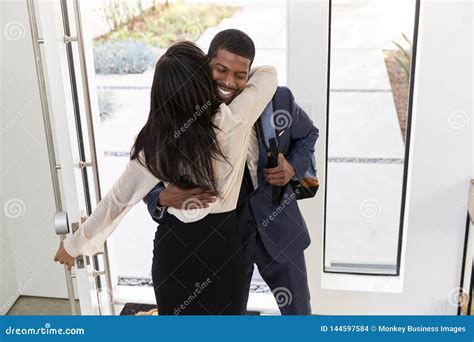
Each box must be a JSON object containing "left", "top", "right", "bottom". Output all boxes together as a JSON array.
[
  {"left": 196, "top": 1, "right": 286, "bottom": 50},
  {"left": 331, "top": 0, "right": 416, "bottom": 50},
  {"left": 330, "top": 49, "right": 392, "bottom": 91},
  {"left": 328, "top": 92, "right": 405, "bottom": 159},
  {"left": 325, "top": 162, "right": 404, "bottom": 267}
]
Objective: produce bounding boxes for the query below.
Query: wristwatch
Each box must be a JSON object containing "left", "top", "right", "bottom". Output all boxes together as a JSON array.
[
  {"left": 152, "top": 189, "right": 168, "bottom": 223},
  {"left": 153, "top": 206, "right": 167, "bottom": 222}
]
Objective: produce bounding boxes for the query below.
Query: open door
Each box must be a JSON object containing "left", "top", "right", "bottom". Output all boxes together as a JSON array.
[{"left": 30, "top": 0, "right": 115, "bottom": 315}]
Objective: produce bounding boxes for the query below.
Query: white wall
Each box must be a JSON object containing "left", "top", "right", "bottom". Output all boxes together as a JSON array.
[
  {"left": 0, "top": 0, "right": 69, "bottom": 315},
  {"left": 289, "top": 0, "right": 472, "bottom": 314}
]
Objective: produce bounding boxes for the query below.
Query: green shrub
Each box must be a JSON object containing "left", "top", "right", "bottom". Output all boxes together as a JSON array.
[
  {"left": 93, "top": 39, "right": 158, "bottom": 74},
  {"left": 392, "top": 33, "right": 412, "bottom": 77},
  {"left": 96, "top": 3, "right": 239, "bottom": 49}
]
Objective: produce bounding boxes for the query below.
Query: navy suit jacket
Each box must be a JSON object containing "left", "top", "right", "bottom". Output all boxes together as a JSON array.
[
  {"left": 144, "top": 86, "right": 319, "bottom": 263},
  {"left": 236, "top": 86, "right": 318, "bottom": 262}
]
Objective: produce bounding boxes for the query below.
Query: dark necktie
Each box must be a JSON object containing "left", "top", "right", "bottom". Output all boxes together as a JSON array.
[{"left": 243, "top": 162, "right": 254, "bottom": 191}]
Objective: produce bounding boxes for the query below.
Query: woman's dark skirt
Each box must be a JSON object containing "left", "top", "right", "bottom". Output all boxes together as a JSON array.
[{"left": 151, "top": 209, "right": 246, "bottom": 315}]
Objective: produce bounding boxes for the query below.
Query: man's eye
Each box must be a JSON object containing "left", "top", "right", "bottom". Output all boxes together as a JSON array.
[
  {"left": 236, "top": 75, "right": 245, "bottom": 80},
  {"left": 217, "top": 68, "right": 226, "bottom": 73}
]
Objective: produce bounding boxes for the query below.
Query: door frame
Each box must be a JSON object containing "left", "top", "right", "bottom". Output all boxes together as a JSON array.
[{"left": 34, "top": 0, "right": 472, "bottom": 316}]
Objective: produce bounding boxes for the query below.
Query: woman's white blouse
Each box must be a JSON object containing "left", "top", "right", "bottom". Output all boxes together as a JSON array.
[{"left": 63, "top": 66, "right": 277, "bottom": 257}]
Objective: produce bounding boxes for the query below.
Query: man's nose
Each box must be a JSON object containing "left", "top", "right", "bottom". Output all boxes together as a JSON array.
[{"left": 223, "top": 75, "right": 234, "bottom": 88}]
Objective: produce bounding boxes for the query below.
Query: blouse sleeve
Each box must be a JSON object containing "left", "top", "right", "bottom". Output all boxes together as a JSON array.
[
  {"left": 225, "top": 65, "right": 278, "bottom": 127},
  {"left": 63, "top": 156, "right": 160, "bottom": 257}
]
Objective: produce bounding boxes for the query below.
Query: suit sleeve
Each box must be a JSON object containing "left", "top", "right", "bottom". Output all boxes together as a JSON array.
[
  {"left": 285, "top": 89, "right": 319, "bottom": 180},
  {"left": 143, "top": 182, "right": 167, "bottom": 221}
]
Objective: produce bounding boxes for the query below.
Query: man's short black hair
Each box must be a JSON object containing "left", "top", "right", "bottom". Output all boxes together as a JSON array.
[{"left": 208, "top": 29, "right": 255, "bottom": 66}]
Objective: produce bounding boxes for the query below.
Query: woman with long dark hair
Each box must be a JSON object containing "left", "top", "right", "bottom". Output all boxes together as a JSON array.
[{"left": 54, "top": 41, "right": 277, "bottom": 315}]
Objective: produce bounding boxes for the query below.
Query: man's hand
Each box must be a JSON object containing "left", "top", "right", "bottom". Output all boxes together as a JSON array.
[
  {"left": 263, "top": 153, "right": 296, "bottom": 186},
  {"left": 159, "top": 184, "right": 217, "bottom": 209},
  {"left": 54, "top": 243, "right": 75, "bottom": 271}
]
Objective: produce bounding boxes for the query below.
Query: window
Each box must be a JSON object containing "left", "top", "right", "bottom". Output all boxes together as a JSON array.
[{"left": 324, "top": 0, "right": 420, "bottom": 275}]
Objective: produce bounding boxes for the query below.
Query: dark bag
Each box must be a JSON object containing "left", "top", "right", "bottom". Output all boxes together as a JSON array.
[{"left": 290, "top": 153, "right": 319, "bottom": 200}]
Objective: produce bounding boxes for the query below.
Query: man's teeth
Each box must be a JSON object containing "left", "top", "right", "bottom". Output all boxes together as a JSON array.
[{"left": 218, "top": 87, "right": 232, "bottom": 96}]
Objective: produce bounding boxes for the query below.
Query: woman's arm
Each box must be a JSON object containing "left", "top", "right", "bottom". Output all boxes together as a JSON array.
[
  {"left": 226, "top": 66, "right": 278, "bottom": 126},
  {"left": 62, "top": 156, "right": 159, "bottom": 258}
]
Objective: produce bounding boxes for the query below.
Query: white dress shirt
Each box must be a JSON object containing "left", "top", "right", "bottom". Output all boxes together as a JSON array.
[{"left": 245, "top": 126, "right": 260, "bottom": 190}]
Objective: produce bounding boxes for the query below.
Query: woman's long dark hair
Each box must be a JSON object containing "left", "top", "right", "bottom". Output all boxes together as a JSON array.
[{"left": 131, "top": 41, "right": 227, "bottom": 196}]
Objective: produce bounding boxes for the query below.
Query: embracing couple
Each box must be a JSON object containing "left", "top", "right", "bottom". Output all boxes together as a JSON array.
[{"left": 54, "top": 29, "right": 319, "bottom": 315}]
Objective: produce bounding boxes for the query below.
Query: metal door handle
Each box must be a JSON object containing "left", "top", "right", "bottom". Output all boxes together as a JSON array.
[
  {"left": 54, "top": 210, "right": 88, "bottom": 235},
  {"left": 53, "top": 210, "right": 86, "bottom": 269},
  {"left": 54, "top": 211, "right": 70, "bottom": 235}
]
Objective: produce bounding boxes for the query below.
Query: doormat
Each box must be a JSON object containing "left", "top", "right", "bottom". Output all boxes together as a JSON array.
[
  {"left": 119, "top": 303, "right": 260, "bottom": 315},
  {"left": 120, "top": 303, "right": 157, "bottom": 316}
]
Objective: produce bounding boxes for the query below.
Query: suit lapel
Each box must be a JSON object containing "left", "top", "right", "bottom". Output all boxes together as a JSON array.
[{"left": 256, "top": 99, "right": 275, "bottom": 184}]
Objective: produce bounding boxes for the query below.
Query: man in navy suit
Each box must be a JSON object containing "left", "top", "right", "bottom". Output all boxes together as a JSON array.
[{"left": 144, "top": 29, "right": 319, "bottom": 315}]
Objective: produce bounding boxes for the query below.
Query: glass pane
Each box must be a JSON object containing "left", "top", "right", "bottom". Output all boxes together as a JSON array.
[
  {"left": 83, "top": 0, "right": 286, "bottom": 311},
  {"left": 325, "top": 0, "right": 418, "bottom": 275}
]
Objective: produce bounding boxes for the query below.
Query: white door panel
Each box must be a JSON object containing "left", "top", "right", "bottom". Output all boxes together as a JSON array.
[{"left": 34, "top": 0, "right": 114, "bottom": 315}]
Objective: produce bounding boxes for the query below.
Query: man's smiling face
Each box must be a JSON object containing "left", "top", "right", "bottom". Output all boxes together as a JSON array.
[{"left": 209, "top": 49, "right": 251, "bottom": 104}]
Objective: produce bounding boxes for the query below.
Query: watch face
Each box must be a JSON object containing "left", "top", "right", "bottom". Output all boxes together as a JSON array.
[{"left": 154, "top": 207, "right": 167, "bottom": 221}]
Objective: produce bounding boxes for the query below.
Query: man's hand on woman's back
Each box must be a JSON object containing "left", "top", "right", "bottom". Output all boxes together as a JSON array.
[{"left": 160, "top": 184, "right": 217, "bottom": 209}]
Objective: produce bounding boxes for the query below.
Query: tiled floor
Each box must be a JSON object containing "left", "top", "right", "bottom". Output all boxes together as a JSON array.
[
  {"left": 6, "top": 296, "right": 78, "bottom": 316},
  {"left": 6, "top": 292, "right": 279, "bottom": 316}
]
